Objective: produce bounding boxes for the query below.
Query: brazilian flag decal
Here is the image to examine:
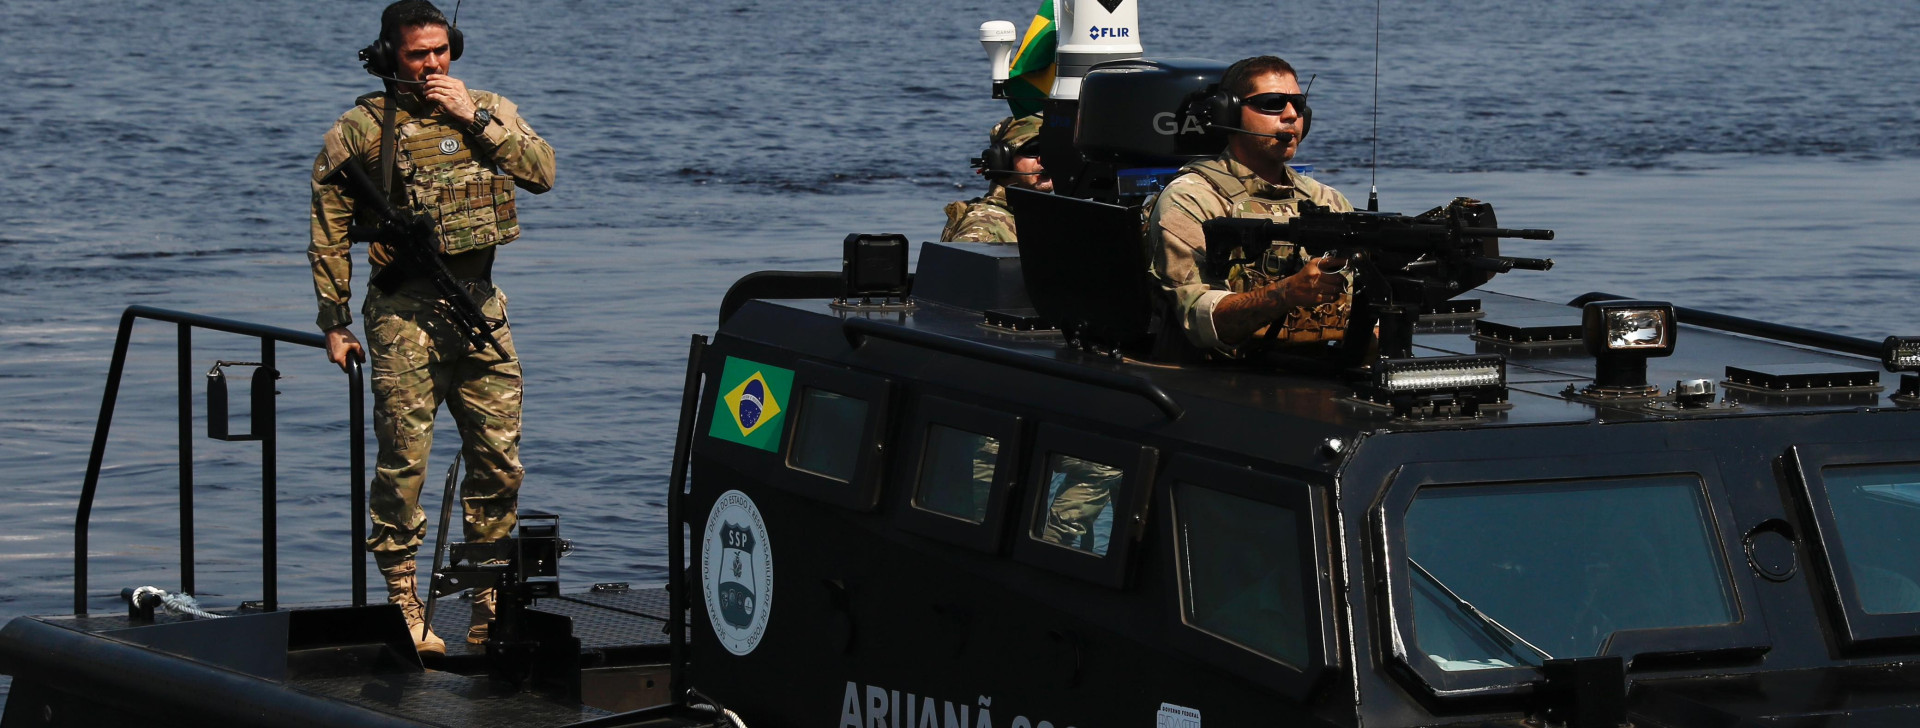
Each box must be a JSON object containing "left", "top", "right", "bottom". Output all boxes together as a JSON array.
[
  {"left": 710, "top": 357, "right": 795, "bottom": 452},
  {"left": 1004, "top": 0, "right": 1057, "bottom": 117}
]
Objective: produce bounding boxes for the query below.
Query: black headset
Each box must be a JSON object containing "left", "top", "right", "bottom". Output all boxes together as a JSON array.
[
  {"left": 973, "top": 119, "right": 1021, "bottom": 179},
  {"left": 359, "top": 2, "right": 465, "bottom": 79},
  {"left": 1193, "top": 60, "right": 1313, "bottom": 141}
]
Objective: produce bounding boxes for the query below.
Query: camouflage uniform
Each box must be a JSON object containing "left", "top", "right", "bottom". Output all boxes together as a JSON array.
[
  {"left": 1146, "top": 155, "right": 1355, "bottom": 354},
  {"left": 308, "top": 89, "right": 555, "bottom": 563},
  {"left": 941, "top": 114, "right": 1046, "bottom": 244},
  {"left": 941, "top": 184, "right": 1019, "bottom": 243}
]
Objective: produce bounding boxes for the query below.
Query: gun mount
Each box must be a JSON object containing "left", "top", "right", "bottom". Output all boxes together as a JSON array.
[{"left": 427, "top": 511, "right": 579, "bottom": 699}]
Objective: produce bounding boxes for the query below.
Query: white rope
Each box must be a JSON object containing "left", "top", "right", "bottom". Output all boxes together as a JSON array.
[
  {"left": 129, "top": 586, "right": 226, "bottom": 620},
  {"left": 689, "top": 701, "right": 748, "bottom": 728}
]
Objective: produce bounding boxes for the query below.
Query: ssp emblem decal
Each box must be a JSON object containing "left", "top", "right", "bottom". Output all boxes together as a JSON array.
[
  {"left": 703, "top": 489, "right": 773, "bottom": 655},
  {"left": 709, "top": 357, "right": 794, "bottom": 452}
]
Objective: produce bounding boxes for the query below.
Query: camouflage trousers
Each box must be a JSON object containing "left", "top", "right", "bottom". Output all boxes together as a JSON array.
[{"left": 363, "top": 285, "right": 524, "bottom": 558}]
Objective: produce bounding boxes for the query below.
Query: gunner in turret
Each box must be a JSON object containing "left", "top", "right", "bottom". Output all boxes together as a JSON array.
[
  {"left": 1146, "top": 56, "right": 1352, "bottom": 354},
  {"left": 941, "top": 114, "right": 1051, "bottom": 243},
  {"left": 307, "top": 0, "right": 556, "bottom": 657}
]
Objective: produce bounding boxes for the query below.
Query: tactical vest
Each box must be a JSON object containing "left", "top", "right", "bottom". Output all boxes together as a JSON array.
[
  {"left": 1174, "top": 158, "right": 1353, "bottom": 345},
  {"left": 359, "top": 95, "right": 520, "bottom": 256},
  {"left": 1180, "top": 158, "right": 1321, "bottom": 221}
]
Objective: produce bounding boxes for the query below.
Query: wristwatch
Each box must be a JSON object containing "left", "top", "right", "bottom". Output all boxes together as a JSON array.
[{"left": 467, "top": 107, "right": 494, "bottom": 137}]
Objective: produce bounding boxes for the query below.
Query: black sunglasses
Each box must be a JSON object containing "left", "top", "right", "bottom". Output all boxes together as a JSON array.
[{"left": 1244, "top": 92, "right": 1309, "bottom": 115}]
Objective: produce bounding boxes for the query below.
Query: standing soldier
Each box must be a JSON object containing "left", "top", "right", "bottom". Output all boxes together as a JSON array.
[
  {"left": 941, "top": 114, "right": 1050, "bottom": 243},
  {"left": 308, "top": 0, "right": 556, "bottom": 656}
]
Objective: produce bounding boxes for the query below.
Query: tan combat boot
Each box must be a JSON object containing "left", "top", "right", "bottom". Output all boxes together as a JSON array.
[
  {"left": 468, "top": 587, "right": 496, "bottom": 645},
  {"left": 377, "top": 557, "right": 447, "bottom": 657}
]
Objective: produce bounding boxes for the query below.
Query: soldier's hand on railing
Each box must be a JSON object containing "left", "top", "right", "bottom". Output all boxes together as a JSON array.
[{"left": 325, "top": 327, "right": 365, "bottom": 372}]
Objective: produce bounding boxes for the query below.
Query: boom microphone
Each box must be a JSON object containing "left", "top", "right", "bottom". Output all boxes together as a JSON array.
[
  {"left": 1206, "top": 124, "right": 1296, "bottom": 141},
  {"left": 969, "top": 158, "right": 1047, "bottom": 176}
]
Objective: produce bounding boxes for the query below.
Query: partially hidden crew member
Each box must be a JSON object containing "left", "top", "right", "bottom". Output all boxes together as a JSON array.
[
  {"left": 308, "top": 0, "right": 555, "bottom": 656},
  {"left": 1146, "top": 56, "right": 1353, "bottom": 355},
  {"left": 941, "top": 113, "right": 1051, "bottom": 243}
]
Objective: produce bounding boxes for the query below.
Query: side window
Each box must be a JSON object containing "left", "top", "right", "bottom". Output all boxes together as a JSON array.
[
  {"left": 1159, "top": 454, "right": 1327, "bottom": 700},
  {"left": 772, "top": 360, "right": 893, "bottom": 511},
  {"left": 893, "top": 397, "right": 1023, "bottom": 552},
  {"left": 1012, "top": 424, "right": 1156, "bottom": 588},
  {"left": 1175, "top": 482, "right": 1309, "bottom": 667},
  {"left": 789, "top": 388, "right": 869, "bottom": 482},
  {"left": 915, "top": 425, "right": 1000, "bottom": 523},
  {"left": 1034, "top": 454, "right": 1126, "bottom": 556}
]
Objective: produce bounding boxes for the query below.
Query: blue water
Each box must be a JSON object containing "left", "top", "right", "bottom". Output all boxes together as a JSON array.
[{"left": 3, "top": 0, "right": 1919, "bottom": 706}]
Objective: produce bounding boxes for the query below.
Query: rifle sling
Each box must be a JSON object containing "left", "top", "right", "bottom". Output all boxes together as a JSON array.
[{"left": 379, "top": 92, "right": 398, "bottom": 204}]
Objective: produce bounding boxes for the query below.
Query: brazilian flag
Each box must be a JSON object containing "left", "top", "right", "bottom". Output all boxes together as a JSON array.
[
  {"left": 709, "top": 357, "right": 794, "bottom": 453},
  {"left": 1005, "top": 0, "right": 1056, "bottom": 117}
]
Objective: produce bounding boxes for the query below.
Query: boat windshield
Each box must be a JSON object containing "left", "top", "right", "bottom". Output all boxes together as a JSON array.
[
  {"left": 1403, "top": 474, "right": 1737, "bottom": 672},
  {"left": 1821, "top": 463, "right": 1920, "bottom": 615}
]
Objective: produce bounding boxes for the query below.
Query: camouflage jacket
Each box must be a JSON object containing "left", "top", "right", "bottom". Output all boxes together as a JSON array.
[
  {"left": 940, "top": 184, "right": 1018, "bottom": 244},
  {"left": 308, "top": 89, "right": 555, "bottom": 331},
  {"left": 1145, "top": 155, "right": 1353, "bottom": 353}
]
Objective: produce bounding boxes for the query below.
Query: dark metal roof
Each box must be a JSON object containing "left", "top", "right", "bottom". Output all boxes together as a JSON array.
[{"left": 751, "top": 288, "right": 1903, "bottom": 433}]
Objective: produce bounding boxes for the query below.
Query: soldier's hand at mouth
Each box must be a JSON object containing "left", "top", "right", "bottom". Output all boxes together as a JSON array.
[{"left": 423, "top": 74, "right": 475, "bottom": 124}]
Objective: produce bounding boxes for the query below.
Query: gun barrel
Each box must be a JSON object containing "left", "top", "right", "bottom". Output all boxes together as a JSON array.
[
  {"left": 1501, "top": 256, "right": 1555, "bottom": 271},
  {"left": 1462, "top": 226, "right": 1555, "bottom": 240}
]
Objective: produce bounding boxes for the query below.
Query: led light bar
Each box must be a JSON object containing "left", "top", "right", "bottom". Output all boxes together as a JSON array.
[
  {"left": 1883, "top": 336, "right": 1920, "bottom": 373},
  {"left": 1374, "top": 355, "right": 1507, "bottom": 394},
  {"left": 1379, "top": 360, "right": 1504, "bottom": 393}
]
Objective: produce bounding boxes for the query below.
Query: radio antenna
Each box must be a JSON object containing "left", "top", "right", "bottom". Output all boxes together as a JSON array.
[{"left": 1367, "top": 0, "right": 1381, "bottom": 212}]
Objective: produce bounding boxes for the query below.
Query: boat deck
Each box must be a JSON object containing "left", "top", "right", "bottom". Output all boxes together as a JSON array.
[{"left": 10, "top": 587, "right": 679, "bottom": 728}]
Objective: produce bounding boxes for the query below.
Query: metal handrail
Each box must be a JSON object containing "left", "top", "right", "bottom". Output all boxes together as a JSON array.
[
  {"left": 74, "top": 305, "right": 367, "bottom": 615},
  {"left": 1566, "top": 292, "right": 1881, "bottom": 359},
  {"left": 842, "top": 318, "right": 1184, "bottom": 421}
]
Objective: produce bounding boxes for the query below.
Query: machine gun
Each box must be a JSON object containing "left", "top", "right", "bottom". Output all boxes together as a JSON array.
[
  {"left": 1202, "top": 198, "right": 1555, "bottom": 360},
  {"left": 328, "top": 161, "right": 513, "bottom": 362}
]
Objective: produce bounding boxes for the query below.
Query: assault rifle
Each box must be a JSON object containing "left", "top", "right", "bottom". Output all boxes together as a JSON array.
[
  {"left": 1201, "top": 198, "right": 1555, "bottom": 359},
  {"left": 329, "top": 161, "right": 512, "bottom": 362}
]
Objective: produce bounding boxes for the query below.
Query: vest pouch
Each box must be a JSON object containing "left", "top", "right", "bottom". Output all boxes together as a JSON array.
[{"left": 434, "top": 166, "right": 522, "bottom": 256}]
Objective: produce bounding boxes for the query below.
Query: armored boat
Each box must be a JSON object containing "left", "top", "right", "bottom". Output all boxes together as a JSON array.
[{"left": 7, "top": 2, "right": 1920, "bottom": 727}]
